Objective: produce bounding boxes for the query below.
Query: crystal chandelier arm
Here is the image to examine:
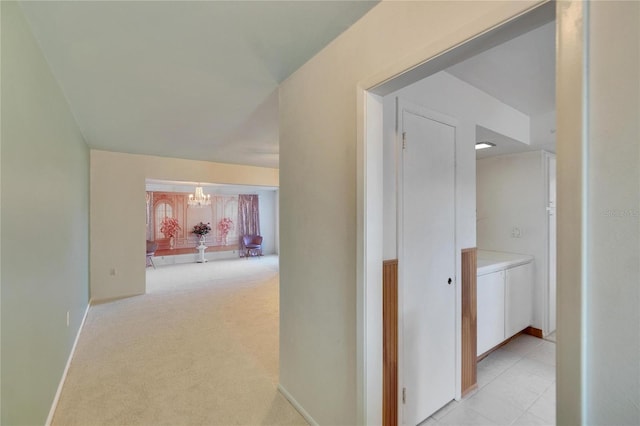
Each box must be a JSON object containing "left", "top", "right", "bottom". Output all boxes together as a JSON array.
[{"left": 188, "top": 185, "right": 211, "bottom": 207}]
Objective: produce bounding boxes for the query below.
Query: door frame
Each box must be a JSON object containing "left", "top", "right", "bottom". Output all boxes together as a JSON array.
[
  {"left": 355, "top": 2, "right": 556, "bottom": 424},
  {"left": 542, "top": 150, "right": 557, "bottom": 336},
  {"left": 396, "top": 99, "right": 459, "bottom": 423}
]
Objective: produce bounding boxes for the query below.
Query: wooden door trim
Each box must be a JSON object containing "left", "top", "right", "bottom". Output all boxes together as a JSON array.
[
  {"left": 461, "top": 248, "right": 477, "bottom": 396},
  {"left": 383, "top": 259, "right": 398, "bottom": 426}
]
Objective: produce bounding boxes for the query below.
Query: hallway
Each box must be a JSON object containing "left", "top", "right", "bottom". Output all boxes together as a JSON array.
[{"left": 52, "top": 256, "right": 306, "bottom": 425}]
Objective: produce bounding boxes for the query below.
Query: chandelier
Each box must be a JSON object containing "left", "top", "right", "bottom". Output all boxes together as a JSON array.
[{"left": 188, "top": 185, "right": 211, "bottom": 207}]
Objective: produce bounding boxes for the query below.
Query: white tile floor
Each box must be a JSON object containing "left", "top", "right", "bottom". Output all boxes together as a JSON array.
[{"left": 421, "top": 334, "right": 556, "bottom": 426}]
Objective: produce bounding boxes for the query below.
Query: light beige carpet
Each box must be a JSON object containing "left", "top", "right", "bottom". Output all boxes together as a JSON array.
[{"left": 53, "top": 256, "right": 307, "bottom": 426}]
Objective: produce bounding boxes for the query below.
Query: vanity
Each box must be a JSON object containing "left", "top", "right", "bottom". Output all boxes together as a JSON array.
[{"left": 477, "top": 250, "right": 534, "bottom": 356}]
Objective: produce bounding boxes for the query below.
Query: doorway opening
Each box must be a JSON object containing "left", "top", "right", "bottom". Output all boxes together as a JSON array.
[
  {"left": 359, "top": 2, "right": 557, "bottom": 425},
  {"left": 144, "top": 179, "right": 278, "bottom": 270}
]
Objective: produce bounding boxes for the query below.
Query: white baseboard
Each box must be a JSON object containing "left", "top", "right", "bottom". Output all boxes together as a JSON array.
[
  {"left": 278, "top": 384, "right": 319, "bottom": 426},
  {"left": 45, "top": 302, "right": 91, "bottom": 426}
]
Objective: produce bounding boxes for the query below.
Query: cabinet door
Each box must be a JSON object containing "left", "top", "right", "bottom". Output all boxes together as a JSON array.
[
  {"left": 505, "top": 262, "right": 534, "bottom": 338},
  {"left": 477, "top": 271, "right": 505, "bottom": 356}
]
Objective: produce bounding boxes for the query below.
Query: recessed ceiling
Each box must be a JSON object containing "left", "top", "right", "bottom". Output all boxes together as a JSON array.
[
  {"left": 475, "top": 125, "right": 554, "bottom": 160},
  {"left": 448, "top": 21, "right": 555, "bottom": 117},
  {"left": 20, "top": 1, "right": 379, "bottom": 168},
  {"left": 443, "top": 21, "right": 556, "bottom": 159}
]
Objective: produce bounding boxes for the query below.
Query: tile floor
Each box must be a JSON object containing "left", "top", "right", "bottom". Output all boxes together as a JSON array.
[
  {"left": 421, "top": 334, "right": 556, "bottom": 426},
  {"left": 544, "top": 331, "right": 556, "bottom": 343}
]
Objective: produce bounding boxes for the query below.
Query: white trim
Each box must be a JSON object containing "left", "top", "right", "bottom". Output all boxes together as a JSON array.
[
  {"left": 45, "top": 302, "right": 91, "bottom": 426},
  {"left": 356, "top": 85, "right": 366, "bottom": 426},
  {"left": 277, "top": 384, "right": 319, "bottom": 426},
  {"left": 356, "top": 89, "right": 385, "bottom": 426},
  {"left": 542, "top": 150, "right": 557, "bottom": 337}
]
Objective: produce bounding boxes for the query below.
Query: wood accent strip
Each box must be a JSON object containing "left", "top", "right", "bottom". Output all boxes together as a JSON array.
[
  {"left": 383, "top": 259, "right": 398, "bottom": 426},
  {"left": 477, "top": 332, "right": 521, "bottom": 362},
  {"left": 524, "top": 326, "right": 544, "bottom": 339},
  {"left": 478, "top": 327, "right": 544, "bottom": 362},
  {"left": 461, "top": 248, "right": 477, "bottom": 396}
]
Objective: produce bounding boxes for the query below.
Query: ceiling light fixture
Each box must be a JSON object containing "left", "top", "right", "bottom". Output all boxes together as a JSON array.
[
  {"left": 475, "top": 142, "right": 496, "bottom": 150},
  {"left": 188, "top": 185, "right": 211, "bottom": 207}
]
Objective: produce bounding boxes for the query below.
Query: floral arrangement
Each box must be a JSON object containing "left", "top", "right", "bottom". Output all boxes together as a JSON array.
[
  {"left": 160, "top": 217, "right": 181, "bottom": 238},
  {"left": 217, "top": 217, "right": 234, "bottom": 237},
  {"left": 192, "top": 222, "right": 212, "bottom": 236}
]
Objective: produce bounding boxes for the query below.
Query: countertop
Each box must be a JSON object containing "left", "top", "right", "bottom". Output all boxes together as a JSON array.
[{"left": 477, "top": 250, "right": 534, "bottom": 276}]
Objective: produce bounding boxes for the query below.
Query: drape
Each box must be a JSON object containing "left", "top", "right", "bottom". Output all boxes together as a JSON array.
[
  {"left": 237, "top": 194, "right": 260, "bottom": 256},
  {"left": 145, "top": 192, "right": 153, "bottom": 240}
]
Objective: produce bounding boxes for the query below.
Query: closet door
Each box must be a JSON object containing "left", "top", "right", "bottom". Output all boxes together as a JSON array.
[{"left": 400, "top": 103, "right": 456, "bottom": 425}]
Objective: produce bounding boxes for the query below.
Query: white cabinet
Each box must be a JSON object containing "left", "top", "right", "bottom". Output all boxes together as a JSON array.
[
  {"left": 476, "top": 257, "right": 534, "bottom": 356},
  {"left": 477, "top": 270, "right": 505, "bottom": 355},
  {"left": 505, "top": 262, "right": 534, "bottom": 338}
]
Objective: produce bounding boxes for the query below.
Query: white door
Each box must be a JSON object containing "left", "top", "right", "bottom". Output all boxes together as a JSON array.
[
  {"left": 547, "top": 155, "right": 557, "bottom": 333},
  {"left": 400, "top": 104, "right": 456, "bottom": 425}
]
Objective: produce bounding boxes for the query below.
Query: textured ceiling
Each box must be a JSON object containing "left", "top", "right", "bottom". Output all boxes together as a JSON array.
[{"left": 20, "top": 1, "right": 378, "bottom": 168}]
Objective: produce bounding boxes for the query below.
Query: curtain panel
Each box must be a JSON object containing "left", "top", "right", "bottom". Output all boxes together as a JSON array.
[{"left": 238, "top": 194, "right": 260, "bottom": 256}]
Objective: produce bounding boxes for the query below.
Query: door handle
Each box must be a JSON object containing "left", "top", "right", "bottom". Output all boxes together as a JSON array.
[{"left": 448, "top": 278, "right": 452, "bottom": 285}]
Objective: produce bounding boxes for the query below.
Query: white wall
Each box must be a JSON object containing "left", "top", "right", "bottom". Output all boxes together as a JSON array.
[
  {"left": 279, "top": 1, "right": 542, "bottom": 424},
  {"left": 477, "top": 151, "right": 547, "bottom": 330},
  {"left": 258, "top": 190, "right": 277, "bottom": 255},
  {"left": 1, "top": 2, "right": 89, "bottom": 424},
  {"left": 382, "top": 71, "right": 531, "bottom": 261},
  {"left": 90, "top": 150, "right": 278, "bottom": 301},
  {"left": 530, "top": 110, "right": 556, "bottom": 147}
]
